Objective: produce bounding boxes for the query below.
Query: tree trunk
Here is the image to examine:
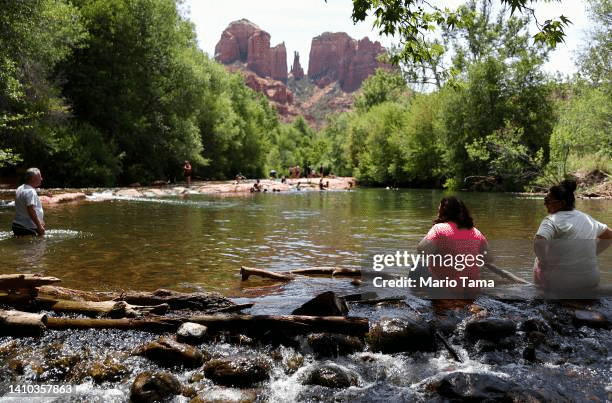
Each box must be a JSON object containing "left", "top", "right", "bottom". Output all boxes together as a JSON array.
[
  {"left": 44, "top": 314, "right": 370, "bottom": 336},
  {"left": 241, "top": 266, "right": 362, "bottom": 281},
  {"left": 0, "top": 274, "right": 61, "bottom": 291},
  {"left": 0, "top": 310, "right": 47, "bottom": 336}
]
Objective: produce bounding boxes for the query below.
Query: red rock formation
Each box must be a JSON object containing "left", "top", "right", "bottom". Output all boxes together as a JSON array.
[
  {"left": 269, "top": 43, "right": 288, "bottom": 82},
  {"left": 216, "top": 19, "right": 287, "bottom": 82},
  {"left": 308, "top": 32, "right": 386, "bottom": 92},
  {"left": 290, "top": 51, "right": 304, "bottom": 80},
  {"left": 242, "top": 71, "right": 294, "bottom": 104},
  {"left": 214, "top": 19, "right": 260, "bottom": 63}
]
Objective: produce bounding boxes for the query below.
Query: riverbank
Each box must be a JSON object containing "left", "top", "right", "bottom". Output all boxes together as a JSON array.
[
  {"left": 2, "top": 274, "right": 612, "bottom": 402},
  {"left": 0, "top": 177, "right": 357, "bottom": 204}
]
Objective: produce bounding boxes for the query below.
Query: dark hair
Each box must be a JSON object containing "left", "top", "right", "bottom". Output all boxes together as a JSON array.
[
  {"left": 434, "top": 196, "right": 474, "bottom": 229},
  {"left": 548, "top": 179, "right": 577, "bottom": 210}
]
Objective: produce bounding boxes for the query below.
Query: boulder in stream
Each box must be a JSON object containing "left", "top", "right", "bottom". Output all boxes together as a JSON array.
[
  {"left": 464, "top": 317, "right": 516, "bottom": 341},
  {"left": 177, "top": 322, "right": 208, "bottom": 344},
  {"left": 306, "top": 332, "right": 364, "bottom": 357},
  {"left": 292, "top": 291, "right": 349, "bottom": 316},
  {"left": 302, "top": 361, "right": 359, "bottom": 388},
  {"left": 130, "top": 371, "right": 183, "bottom": 403},
  {"left": 203, "top": 355, "right": 272, "bottom": 387},
  {"left": 367, "top": 316, "right": 436, "bottom": 353},
  {"left": 136, "top": 335, "right": 208, "bottom": 368}
]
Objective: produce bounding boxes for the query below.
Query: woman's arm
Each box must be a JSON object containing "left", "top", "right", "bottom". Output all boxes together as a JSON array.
[{"left": 597, "top": 228, "right": 612, "bottom": 254}]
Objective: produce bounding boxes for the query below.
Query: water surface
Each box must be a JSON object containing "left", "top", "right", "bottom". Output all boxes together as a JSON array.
[{"left": 1, "top": 188, "right": 611, "bottom": 301}]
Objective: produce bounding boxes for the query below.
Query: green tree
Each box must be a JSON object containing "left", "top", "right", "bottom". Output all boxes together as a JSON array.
[
  {"left": 579, "top": 0, "right": 612, "bottom": 87},
  {"left": 0, "top": 0, "right": 85, "bottom": 168},
  {"left": 347, "top": 0, "right": 570, "bottom": 69},
  {"left": 62, "top": 0, "right": 204, "bottom": 184},
  {"left": 435, "top": 2, "right": 554, "bottom": 190}
]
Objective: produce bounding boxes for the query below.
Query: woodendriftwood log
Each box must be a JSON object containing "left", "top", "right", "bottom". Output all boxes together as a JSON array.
[
  {"left": 37, "top": 286, "right": 236, "bottom": 311},
  {"left": 43, "top": 299, "right": 169, "bottom": 318},
  {"left": 240, "top": 266, "right": 362, "bottom": 281},
  {"left": 45, "top": 317, "right": 179, "bottom": 332},
  {"left": 0, "top": 310, "right": 47, "bottom": 336},
  {"left": 186, "top": 314, "right": 370, "bottom": 336},
  {"left": 240, "top": 267, "right": 293, "bottom": 281},
  {"left": 44, "top": 314, "right": 370, "bottom": 336},
  {"left": 0, "top": 274, "right": 60, "bottom": 291}
]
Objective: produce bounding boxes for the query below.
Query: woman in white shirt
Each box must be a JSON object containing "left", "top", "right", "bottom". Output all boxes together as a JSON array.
[{"left": 534, "top": 180, "right": 612, "bottom": 290}]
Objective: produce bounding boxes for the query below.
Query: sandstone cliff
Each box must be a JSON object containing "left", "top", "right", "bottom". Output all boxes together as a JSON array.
[
  {"left": 308, "top": 32, "right": 386, "bottom": 93},
  {"left": 215, "top": 19, "right": 287, "bottom": 82}
]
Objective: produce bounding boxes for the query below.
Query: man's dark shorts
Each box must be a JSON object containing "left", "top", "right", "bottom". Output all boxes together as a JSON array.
[{"left": 12, "top": 223, "right": 39, "bottom": 236}]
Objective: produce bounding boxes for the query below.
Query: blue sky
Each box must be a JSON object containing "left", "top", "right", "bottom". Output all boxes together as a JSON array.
[{"left": 184, "top": 0, "right": 590, "bottom": 77}]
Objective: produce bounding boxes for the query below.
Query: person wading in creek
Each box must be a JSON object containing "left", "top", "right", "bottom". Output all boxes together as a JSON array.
[
  {"left": 534, "top": 179, "right": 612, "bottom": 291},
  {"left": 11, "top": 168, "right": 45, "bottom": 237}
]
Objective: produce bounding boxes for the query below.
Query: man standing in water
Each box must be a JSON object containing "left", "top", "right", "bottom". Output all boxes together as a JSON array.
[{"left": 12, "top": 168, "right": 45, "bottom": 236}]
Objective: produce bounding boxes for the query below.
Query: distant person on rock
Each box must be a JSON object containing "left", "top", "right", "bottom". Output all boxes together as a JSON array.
[
  {"left": 12, "top": 168, "right": 45, "bottom": 236},
  {"left": 534, "top": 179, "right": 612, "bottom": 290},
  {"left": 183, "top": 160, "right": 192, "bottom": 187}
]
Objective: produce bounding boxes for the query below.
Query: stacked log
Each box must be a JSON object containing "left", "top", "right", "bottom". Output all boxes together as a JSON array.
[{"left": 0, "top": 272, "right": 370, "bottom": 338}]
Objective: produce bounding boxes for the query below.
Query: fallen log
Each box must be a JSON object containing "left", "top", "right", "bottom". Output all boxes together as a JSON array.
[
  {"left": 0, "top": 274, "right": 60, "bottom": 291},
  {"left": 0, "top": 310, "right": 47, "bottom": 336},
  {"left": 44, "top": 299, "right": 169, "bottom": 318},
  {"left": 37, "top": 285, "right": 115, "bottom": 302},
  {"left": 289, "top": 267, "right": 361, "bottom": 277},
  {"left": 240, "top": 266, "right": 293, "bottom": 281},
  {"left": 37, "top": 286, "right": 235, "bottom": 311},
  {"left": 45, "top": 317, "right": 179, "bottom": 332},
  {"left": 44, "top": 314, "right": 370, "bottom": 336},
  {"left": 186, "top": 314, "right": 370, "bottom": 336},
  {"left": 240, "top": 266, "right": 362, "bottom": 281}
]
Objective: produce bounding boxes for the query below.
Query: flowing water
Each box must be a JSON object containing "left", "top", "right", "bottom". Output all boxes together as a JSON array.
[
  {"left": 1, "top": 188, "right": 612, "bottom": 302},
  {"left": 1, "top": 188, "right": 612, "bottom": 402}
]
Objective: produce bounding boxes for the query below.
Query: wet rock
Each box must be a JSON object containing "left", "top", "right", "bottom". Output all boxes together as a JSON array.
[
  {"left": 520, "top": 317, "right": 551, "bottom": 334},
  {"left": 177, "top": 322, "right": 208, "bottom": 344},
  {"left": 573, "top": 309, "right": 611, "bottom": 329},
  {"left": 292, "top": 291, "right": 349, "bottom": 316},
  {"left": 433, "top": 371, "right": 514, "bottom": 401},
  {"left": 130, "top": 371, "right": 182, "bottom": 403},
  {"left": 306, "top": 332, "right": 364, "bottom": 357},
  {"left": 303, "top": 362, "right": 359, "bottom": 388},
  {"left": 8, "top": 358, "right": 25, "bottom": 375},
  {"left": 270, "top": 347, "right": 304, "bottom": 374},
  {"left": 136, "top": 336, "right": 207, "bottom": 368},
  {"left": 203, "top": 355, "right": 271, "bottom": 387},
  {"left": 464, "top": 317, "right": 516, "bottom": 341},
  {"left": 367, "top": 316, "right": 436, "bottom": 353},
  {"left": 505, "top": 386, "right": 572, "bottom": 403},
  {"left": 87, "top": 357, "right": 129, "bottom": 383},
  {"left": 523, "top": 344, "right": 537, "bottom": 362},
  {"left": 191, "top": 387, "right": 259, "bottom": 403}
]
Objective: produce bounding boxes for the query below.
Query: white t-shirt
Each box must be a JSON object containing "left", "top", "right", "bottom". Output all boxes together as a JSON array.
[
  {"left": 12, "top": 184, "right": 44, "bottom": 230},
  {"left": 536, "top": 209, "right": 608, "bottom": 288}
]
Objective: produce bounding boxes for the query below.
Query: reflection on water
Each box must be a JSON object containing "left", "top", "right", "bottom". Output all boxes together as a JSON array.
[{"left": 0, "top": 189, "right": 611, "bottom": 299}]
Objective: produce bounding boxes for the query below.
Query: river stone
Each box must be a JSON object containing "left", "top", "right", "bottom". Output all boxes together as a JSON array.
[
  {"left": 177, "top": 322, "right": 208, "bottom": 344},
  {"left": 573, "top": 309, "right": 611, "bottom": 329},
  {"left": 307, "top": 332, "right": 364, "bottom": 357},
  {"left": 367, "top": 316, "right": 436, "bottom": 353},
  {"left": 203, "top": 355, "right": 271, "bottom": 387},
  {"left": 464, "top": 317, "right": 516, "bottom": 341},
  {"left": 130, "top": 371, "right": 182, "bottom": 403},
  {"left": 292, "top": 291, "right": 349, "bottom": 316},
  {"left": 87, "top": 357, "right": 129, "bottom": 383},
  {"left": 434, "top": 371, "right": 514, "bottom": 401},
  {"left": 303, "top": 362, "right": 359, "bottom": 388},
  {"left": 137, "top": 335, "right": 207, "bottom": 368},
  {"left": 191, "top": 387, "right": 258, "bottom": 403}
]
